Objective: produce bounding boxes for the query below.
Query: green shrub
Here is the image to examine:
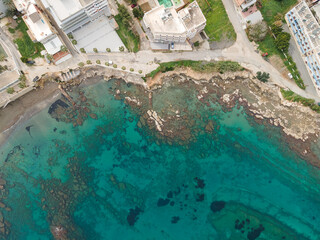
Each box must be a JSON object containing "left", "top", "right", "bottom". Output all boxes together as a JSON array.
[
  {"left": 256, "top": 71, "right": 270, "bottom": 82},
  {"left": 122, "top": 66, "right": 126, "bottom": 70},
  {"left": 80, "top": 48, "right": 86, "bottom": 53},
  {"left": 280, "top": 88, "right": 320, "bottom": 113},
  {"left": 8, "top": 27, "right": 15, "bottom": 34},
  {"left": 67, "top": 33, "right": 74, "bottom": 39},
  {"left": 105, "top": 62, "right": 109, "bottom": 66},
  {"left": 194, "top": 41, "right": 200, "bottom": 47},
  {"left": 138, "top": 70, "right": 142, "bottom": 74},
  {"left": 96, "top": 60, "right": 101, "bottom": 64},
  {"left": 86, "top": 60, "right": 92, "bottom": 64},
  {"left": 130, "top": 68, "right": 134, "bottom": 72},
  {"left": 78, "top": 62, "right": 85, "bottom": 67},
  {"left": 113, "top": 64, "right": 117, "bottom": 68},
  {"left": 6, "top": 87, "right": 14, "bottom": 94},
  {"left": 18, "top": 80, "right": 26, "bottom": 88},
  {"left": 93, "top": 48, "right": 98, "bottom": 53}
]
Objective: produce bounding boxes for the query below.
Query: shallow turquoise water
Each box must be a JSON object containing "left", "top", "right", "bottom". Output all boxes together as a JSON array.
[{"left": 1, "top": 78, "right": 320, "bottom": 239}]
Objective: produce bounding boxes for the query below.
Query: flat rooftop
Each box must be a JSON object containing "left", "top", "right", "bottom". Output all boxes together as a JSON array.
[
  {"left": 41, "top": 0, "right": 83, "bottom": 21},
  {"left": 144, "top": 5, "right": 186, "bottom": 35},
  {"left": 178, "top": 1, "right": 206, "bottom": 31},
  {"left": 23, "top": 4, "right": 53, "bottom": 42}
]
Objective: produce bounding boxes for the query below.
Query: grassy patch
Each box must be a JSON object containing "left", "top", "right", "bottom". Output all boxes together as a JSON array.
[
  {"left": 114, "top": 15, "right": 140, "bottom": 53},
  {"left": 14, "top": 18, "right": 44, "bottom": 59},
  {"left": 197, "top": 0, "right": 236, "bottom": 42},
  {"left": 280, "top": 88, "right": 320, "bottom": 113},
  {"left": 0, "top": 44, "right": 7, "bottom": 57},
  {"left": 147, "top": 60, "right": 243, "bottom": 78},
  {"left": 260, "top": 0, "right": 297, "bottom": 25},
  {"left": 258, "top": 35, "right": 305, "bottom": 89}
]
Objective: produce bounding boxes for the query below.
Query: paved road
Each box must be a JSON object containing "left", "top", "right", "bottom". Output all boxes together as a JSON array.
[
  {"left": 284, "top": 24, "right": 318, "bottom": 96},
  {"left": 0, "top": 27, "right": 24, "bottom": 71}
]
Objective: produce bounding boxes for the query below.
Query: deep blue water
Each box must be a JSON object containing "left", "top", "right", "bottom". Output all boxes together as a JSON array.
[{"left": 0, "top": 78, "right": 320, "bottom": 240}]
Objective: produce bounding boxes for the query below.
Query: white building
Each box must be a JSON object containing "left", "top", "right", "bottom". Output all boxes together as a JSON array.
[
  {"left": 143, "top": 1, "right": 206, "bottom": 47},
  {"left": 286, "top": 1, "right": 320, "bottom": 96},
  {"left": 12, "top": 0, "right": 64, "bottom": 55},
  {"left": 41, "top": 0, "right": 111, "bottom": 34}
]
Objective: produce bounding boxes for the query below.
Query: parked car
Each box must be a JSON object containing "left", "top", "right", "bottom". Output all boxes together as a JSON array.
[
  {"left": 26, "top": 60, "right": 35, "bottom": 65},
  {"left": 171, "top": 42, "right": 174, "bottom": 50},
  {"left": 33, "top": 76, "right": 40, "bottom": 82},
  {"left": 288, "top": 73, "right": 293, "bottom": 79},
  {"left": 131, "top": 4, "right": 137, "bottom": 8}
]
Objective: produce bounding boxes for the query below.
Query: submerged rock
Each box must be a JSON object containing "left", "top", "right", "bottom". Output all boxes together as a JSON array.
[
  {"left": 127, "top": 207, "right": 143, "bottom": 226},
  {"left": 210, "top": 201, "right": 226, "bottom": 213},
  {"left": 157, "top": 198, "right": 170, "bottom": 207}
]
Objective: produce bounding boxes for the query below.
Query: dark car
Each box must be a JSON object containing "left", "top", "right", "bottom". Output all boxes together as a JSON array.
[
  {"left": 33, "top": 76, "right": 40, "bottom": 82},
  {"left": 26, "top": 60, "right": 35, "bottom": 65},
  {"left": 171, "top": 42, "right": 174, "bottom": 49},
  {"left": 131, "top": 4, "right": 137, "bottom": 8}
]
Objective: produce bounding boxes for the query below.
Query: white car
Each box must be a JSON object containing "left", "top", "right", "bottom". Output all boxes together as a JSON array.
[
  {"left": 288, "top": 73, "right": 293, "bottom": 79},
  {"left": 108, "top": 60, "right": 113, "bottom": 65}
]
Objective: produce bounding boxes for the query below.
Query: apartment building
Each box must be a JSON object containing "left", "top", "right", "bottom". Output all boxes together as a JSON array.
[
  {"left": 143, "top": 1, "right": 206, "bottom": 46},
  {"left": 286, "top": 1, "right": 320, "bottom": 96},
  {"left": 40, "top": 0, "right": 111, "bottom": 34}
]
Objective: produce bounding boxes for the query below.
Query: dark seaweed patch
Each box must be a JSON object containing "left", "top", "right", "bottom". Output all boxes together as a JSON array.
[
  {"left": 247, "top": 224, "right": 265, "bottom": 240},
  {"left": 171, "top": 216, "right": 180, "bottom": 224},
  {"left": 127, "top": 207, "right": 143, "bottom": 226},
  {"left": 157, "top": 198, "right": 170, "bottom": 207},
  {"left": 194, "top": 177, "right": 205, "bottom": 189},
  {"left": 210, "top": 201, "right": 225, "bottom": 213}
]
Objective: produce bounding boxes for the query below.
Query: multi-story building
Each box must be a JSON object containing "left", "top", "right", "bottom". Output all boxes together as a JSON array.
[
  {"left": 286, "top": 1, "right": 320, "bottom": 96},
  {"left": 12, "top": 0, "right": 65, "bottom": 56},
  {"left": 40, "top": 0, "right": 111, "bottom": 34},
  {"left": 143, "top": 1, "right": 206, "bottom": 47}
]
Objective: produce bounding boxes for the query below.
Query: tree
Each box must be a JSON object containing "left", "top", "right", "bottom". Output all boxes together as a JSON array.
[
  {"left": 60, "top": 45, "right": 68, "bottom": 52},
  {"left": 133, "top": 7, "right": 144, "bottom": 20},
  {"left": 46, "top": 54, "right": 53, "bottom": 62},
  {"left": 256, "top": 71, "right": 270, "bottom": 82},
  {"left": 80, "top": 48, "right": 86, "bottom": 53},
  {"left": 72, "top": 40, "right": 77, "bottom": 45},
  {"left": 20, "top": 56, "right": 28, "bottom": 63},
  {"left": 93, "top": 48, "right": 98, "bottom": 53},
  {"left": 119, "top": 46, "right": 125, "bottom": 52},
  {"left": 271, "top": 24, "right": 283, "bottom": 37},
  {"left": 106, "top": 48, "right": 111, "bottom": 52},
  {"left": 275, "top": 32, "right": 290, "bottom": 52}
]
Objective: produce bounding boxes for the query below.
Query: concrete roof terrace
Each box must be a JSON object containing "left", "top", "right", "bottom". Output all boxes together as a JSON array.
[
  {"left": 178, "top": 1, "right": 206, "bottom": 32},
  {"left": 41, "top": 0, "right": 83, "bottom": 22},
  {"left": 23, "top": 3, "right": 53, "bottom": 42},
  {"left": 143, "top": 5, "right": 186, "bottom": 35}
]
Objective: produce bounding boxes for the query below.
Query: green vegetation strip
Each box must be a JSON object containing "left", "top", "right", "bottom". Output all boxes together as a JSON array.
[
  {"left": 260, "top": 0, "right": 298, "bottom": 25},
  {"left": 257, "top": 0, "right": 305, "bottom": 89},
  {"left": 14, "top": 18, "right": 44, "bottom": 59},
  {"left": 147, "top": 60, "right": 243, "bottom": 79},
  {"left": 197, "top": 0, "right": 236, "bottom": 42},
  {"left": 114, "top": 15, "right": 139, "bottom": 53},
  {"left": 280, "top": 88, "right": 320, "bottom": 113}
]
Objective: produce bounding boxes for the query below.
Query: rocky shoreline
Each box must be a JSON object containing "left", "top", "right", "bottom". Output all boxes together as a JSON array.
[{"left": 1, "top": 65, "right": 320, "bottom": 165}]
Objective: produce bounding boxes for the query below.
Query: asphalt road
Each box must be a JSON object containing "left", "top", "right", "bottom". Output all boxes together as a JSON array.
[{"left": 0, "top": 26, "right": 24, "bottom": 71}]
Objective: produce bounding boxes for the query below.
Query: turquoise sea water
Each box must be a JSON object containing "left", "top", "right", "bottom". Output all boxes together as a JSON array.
[{"left": 1, "top": 78, "right": 320, "bottom": 239}]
